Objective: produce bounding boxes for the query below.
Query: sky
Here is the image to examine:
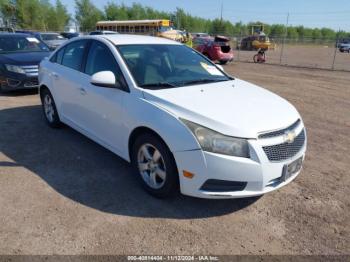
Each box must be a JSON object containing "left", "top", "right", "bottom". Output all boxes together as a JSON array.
[{"left": 57, "top": 0, "right": 350, "bottom": 31}]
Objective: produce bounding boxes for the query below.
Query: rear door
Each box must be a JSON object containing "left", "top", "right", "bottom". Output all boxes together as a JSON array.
[
  {"left": 52, "top": 40, "right": 90, "bottom": 127},
  {"left": 193, "top": 38, "right": 207, "bottom": 53}
]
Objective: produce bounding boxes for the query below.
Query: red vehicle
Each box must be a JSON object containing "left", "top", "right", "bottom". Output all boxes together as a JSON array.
[{"left": 193, "top": 35, "right": 234, "bottom": 65}]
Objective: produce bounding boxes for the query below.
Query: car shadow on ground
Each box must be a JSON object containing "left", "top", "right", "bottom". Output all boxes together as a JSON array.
[
  {"left": 0, "top": 89, "right": 38, "bottom": 97},
  {"left": 0, "top": 105, "right": 260, "bottom": 219}
]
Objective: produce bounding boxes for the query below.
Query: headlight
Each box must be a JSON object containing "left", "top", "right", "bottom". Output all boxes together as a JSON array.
[
  {"left": 181, "top": 119, "right": 250, "bottom": 158},
  {"left": 5, "top": 64, "right": 26, "bottom": 74}
]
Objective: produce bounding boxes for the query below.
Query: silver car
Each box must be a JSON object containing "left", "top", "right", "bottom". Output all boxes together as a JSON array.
[
  {"left": 37, "top": 32, "right": 67, "bottom": 50},
  {"left": 339, "top": 43, "right": 350, "bottom": 53}
]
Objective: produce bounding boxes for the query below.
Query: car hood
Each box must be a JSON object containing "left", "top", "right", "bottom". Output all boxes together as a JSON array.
[
  {"left": 0, "top": 51, "right": 51, "bottom": 65},
  {"left": 142, "top": 79, "right": 300, "bottom": 138}
]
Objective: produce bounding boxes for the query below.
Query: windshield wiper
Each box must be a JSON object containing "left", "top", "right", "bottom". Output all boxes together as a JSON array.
[
  {"left": 180, "top": 78, "right": 228, "bottom": 86},
  {"left": 139, "top": 82, "right": 178, "bottom": 89}
]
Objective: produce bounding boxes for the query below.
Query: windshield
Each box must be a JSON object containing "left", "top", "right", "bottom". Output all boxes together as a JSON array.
[
  {"left": 0, "top": 36, "right": 49, "bottom": 53},
  {"left": 41, "top": 34, "right": 64, "bottom": 41},
  {"left": 118, "top": 44, "right": 231, "bottom": 89}
]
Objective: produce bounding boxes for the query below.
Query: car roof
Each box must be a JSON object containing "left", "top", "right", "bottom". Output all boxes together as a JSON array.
[
  {"left": 40, "top": 32, "right": 59, "bottom": 35},
  {"left": 87, "top": 34, "right": 182, "bottom": 45},
  {"left": 0, "top": 33, "right": 32, "bottom": 37}
]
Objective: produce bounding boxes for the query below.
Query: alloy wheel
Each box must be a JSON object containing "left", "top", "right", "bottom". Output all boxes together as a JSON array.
[
  {"left": 44, "top": 94, "right": 54, "bottom": 123},
  {"left": 137, "top": 143, "right": 167, "bottom": 189}
]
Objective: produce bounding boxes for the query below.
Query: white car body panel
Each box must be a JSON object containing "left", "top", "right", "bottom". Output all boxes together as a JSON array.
[
  {"left": 142, "top": 79, "right": 300, "bottom": 138},
  {"left": 70, "top": 72, "right": 126, "bottom": 153},
  {"left": 39, "top": 34, "right": 307, "bottom": 199}
]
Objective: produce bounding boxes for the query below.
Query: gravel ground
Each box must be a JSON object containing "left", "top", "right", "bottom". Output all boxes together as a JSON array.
[
  {"left": 236, "top": 45, "right": 350, "bottom": 71},
  {"left": 0, "top": 63, "right": 349, "bottom": 255}
]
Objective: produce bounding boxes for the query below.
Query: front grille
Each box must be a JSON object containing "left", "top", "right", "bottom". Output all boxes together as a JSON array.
[
  {"left": 263, "top": 129, "right": 305, "bottom": 162},
  {"left": 21, "top": 65, "right": 39, "bottom": 77},
  {"left": 259, "top": 119, "right": 300, "bottom": 139}
]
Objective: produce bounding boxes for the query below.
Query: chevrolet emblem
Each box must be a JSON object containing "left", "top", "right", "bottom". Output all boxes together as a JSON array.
[{"left": 284, "top": 130, "right": 296, "bottom": 144}]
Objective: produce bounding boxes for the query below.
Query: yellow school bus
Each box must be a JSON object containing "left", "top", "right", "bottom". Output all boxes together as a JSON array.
[
  {"left": 96, "top": 19, "right": 192, "bottom": 47},
  {"left": 96, "top": 19, "right": 170, "bottom": 36}
]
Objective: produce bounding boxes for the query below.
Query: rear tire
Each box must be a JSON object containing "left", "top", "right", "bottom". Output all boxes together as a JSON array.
[
  {"left": 131, "top": 133, "right": 179, "bottom": 198},
  {"left": 40, "top": 88, "right": 61, "bottom": 128}
]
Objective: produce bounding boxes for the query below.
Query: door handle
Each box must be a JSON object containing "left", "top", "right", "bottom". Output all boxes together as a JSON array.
[
  {"left": 52, "top": 72, "right": 59, "bottom": 80},
  {"left": 79, "top": 87, "right": 87, "bottom": 95}
]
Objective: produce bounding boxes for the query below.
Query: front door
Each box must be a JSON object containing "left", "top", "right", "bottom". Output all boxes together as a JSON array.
[{"left": 75, "top": 40, "right": 129, "bottom": 153}]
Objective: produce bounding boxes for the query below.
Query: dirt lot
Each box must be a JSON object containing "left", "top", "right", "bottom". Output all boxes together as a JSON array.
[
  {"left": 0, "top": 63, "right": 349, "bottom": 255},
  {"left": 236, "top": 45, "right": 350, "bottom": 71}
]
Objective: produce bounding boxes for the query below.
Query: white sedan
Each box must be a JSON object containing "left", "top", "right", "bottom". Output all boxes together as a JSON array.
[{"left": 39, "top": 35, "right": 307, "bottom": 199}]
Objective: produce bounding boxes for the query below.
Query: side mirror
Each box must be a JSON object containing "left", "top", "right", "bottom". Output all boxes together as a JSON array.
[
  {"left": 90, "top": 71, "right": 116, "bottom": 88},
  {"left": 216, "top": 64, "right": 224, "bottom": 71}
]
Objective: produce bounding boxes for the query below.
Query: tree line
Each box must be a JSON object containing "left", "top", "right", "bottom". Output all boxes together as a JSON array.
[
  {"left": 1, "top": 0, "right": 349, "bottom": 40},
  {"left": 0, "top": 0, "right": 70, "bottom": 31}
]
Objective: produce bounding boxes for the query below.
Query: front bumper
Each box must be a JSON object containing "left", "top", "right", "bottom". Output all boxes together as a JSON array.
[
  {"left": 0, "top": 73, "right": 39, "bottom": 91},
  {"left": 174, "top": 127, "right": 306, "bottom": 199}
]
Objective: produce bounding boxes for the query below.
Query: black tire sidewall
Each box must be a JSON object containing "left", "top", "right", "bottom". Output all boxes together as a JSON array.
[{"left": 131, "top": 133, "right": 179, "bottom": 198}]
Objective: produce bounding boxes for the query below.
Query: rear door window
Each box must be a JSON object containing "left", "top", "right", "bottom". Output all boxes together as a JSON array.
[
  {"left": 50, "top": 47, "right": 65, "bottom": 64},
  {"left": 61, "top": 40, "right": 89, "bottom": 71},
  {"left": 56, "top": 47, "right": 65, "bottom": 64}
]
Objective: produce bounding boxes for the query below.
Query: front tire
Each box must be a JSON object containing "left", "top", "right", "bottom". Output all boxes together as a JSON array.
[
  {"left": 131, "top": 133, "right": 179, "bottom": 198},
  {"left": 40, "top": 88, "right": 61, "bottom": 128}
]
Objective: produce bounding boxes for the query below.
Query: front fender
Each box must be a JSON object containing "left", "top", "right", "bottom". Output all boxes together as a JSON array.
[{"left": 121, "top": 95, "right": 200, "bottom": 161}]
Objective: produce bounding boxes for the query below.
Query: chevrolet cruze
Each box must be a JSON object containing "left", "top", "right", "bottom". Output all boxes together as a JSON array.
[{"left": 39, "top": 35, "right": 307, "bottom": 198}]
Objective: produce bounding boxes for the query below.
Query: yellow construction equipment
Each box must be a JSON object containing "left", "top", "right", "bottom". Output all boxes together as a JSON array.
[{"left": 240, "top": 24, "right": 271, "bottom": 51}]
